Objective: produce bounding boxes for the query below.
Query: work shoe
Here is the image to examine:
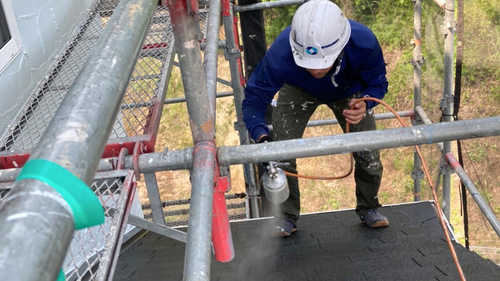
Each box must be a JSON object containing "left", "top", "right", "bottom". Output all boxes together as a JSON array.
[
  {"left": 272, "top": 218, "right": 297, "bottom": 237},
  {"left": 360, "top": 209, "right": 390, "bottom": 228}
]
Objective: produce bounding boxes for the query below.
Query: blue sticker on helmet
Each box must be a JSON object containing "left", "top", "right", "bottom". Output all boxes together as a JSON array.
[{"left": 306, "top": 46, "right": 318, "bottom": 55}]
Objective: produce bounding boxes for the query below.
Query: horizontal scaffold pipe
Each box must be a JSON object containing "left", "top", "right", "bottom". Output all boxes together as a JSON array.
[
  {"left": 164, "top": 92, "right": 233, "bottom": 105},
  {"left": 200, "top": 40, "right": 227, "bottom": 50},
  {"left": 270, "top": 110, "right": 414, "bottom": 130},
  {"left": 1, "top": 116, "right": 499, "bottom": 183},
  {"left": 0, "top": 1, "right": 159, "bottom": 281},
  {"left": 129, "top": 116, "right": 500, "bottom": 173},
  {"left": 218, "top": 116, "right": 500, "bottom": 167},
  {"left": 234, "top": 0, "right": 306, "bottom": 12},
  {"left": 172, "top": 61, "right": 232, "bottom": 87}
]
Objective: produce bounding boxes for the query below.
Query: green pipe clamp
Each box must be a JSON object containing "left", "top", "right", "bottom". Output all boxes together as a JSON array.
[{"left": 16, "top": 159, "right": 105, "bottom": 230}]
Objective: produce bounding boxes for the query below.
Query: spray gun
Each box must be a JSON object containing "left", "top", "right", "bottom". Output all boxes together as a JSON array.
[{"left": 262, "top": 161, "right": 290, "bottom": 204}]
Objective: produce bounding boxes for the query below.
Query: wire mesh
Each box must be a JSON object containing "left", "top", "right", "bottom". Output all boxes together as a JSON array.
[
  {"left": 198, "top": 5, "right": 210, "bottom": 41},
  {"left": 63, "top": 170, "right": 135, "bottom": 281},
  {"left": 0, "top": 0, "right": 173, "bottom": 154},
  {"left": 0, "top": 170, "right": 135, "bottom": 281}
]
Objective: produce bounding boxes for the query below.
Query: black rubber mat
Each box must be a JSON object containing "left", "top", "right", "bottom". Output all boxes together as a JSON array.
[{"left": 114, "top": 201, "right": 500, "bottom": 280}]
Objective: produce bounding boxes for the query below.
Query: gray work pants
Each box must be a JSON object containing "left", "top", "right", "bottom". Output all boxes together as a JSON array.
[{"left": 272, "top": 84, "right": 383, "bottom": 226}]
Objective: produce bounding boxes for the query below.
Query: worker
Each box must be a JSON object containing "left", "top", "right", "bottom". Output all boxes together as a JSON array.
[{"left": 242, "top": 0, "right": 389, "bottom": 237}]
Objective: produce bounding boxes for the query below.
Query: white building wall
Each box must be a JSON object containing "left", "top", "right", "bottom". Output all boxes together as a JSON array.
[{"left": 0, "top": 0, "right": 96, "bottom": 135}]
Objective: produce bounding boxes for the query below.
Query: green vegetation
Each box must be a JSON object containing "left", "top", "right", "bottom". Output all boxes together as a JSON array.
[{"left": 264, "top": 0, "right": 414, "bottom": 48}]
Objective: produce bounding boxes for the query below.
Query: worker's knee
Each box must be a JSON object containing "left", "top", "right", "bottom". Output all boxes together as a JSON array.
[{"left": 354, "top": 151, "right": 383, "bottom": 173}]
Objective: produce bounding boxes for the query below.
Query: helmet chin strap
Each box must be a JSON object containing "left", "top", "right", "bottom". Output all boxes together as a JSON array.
[{"left": 330, "top": 50, "right": 344, "bottom": 87}]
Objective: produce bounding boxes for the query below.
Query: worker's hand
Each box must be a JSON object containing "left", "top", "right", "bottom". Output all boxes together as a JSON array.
[{"left": 343, "top": 98, "right": 366, "bottom": 125}]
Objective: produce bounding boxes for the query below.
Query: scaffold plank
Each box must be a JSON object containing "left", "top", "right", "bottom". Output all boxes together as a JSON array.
[
  {"left": 0, "top": 0, "right": 175, "bottom": 168},
  {"left": 114, "top": 201, "right": 500, "bottom": 281}
]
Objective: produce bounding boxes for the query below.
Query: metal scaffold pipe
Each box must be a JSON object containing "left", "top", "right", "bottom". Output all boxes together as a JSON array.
[
  {"left": 166, "top": 0, "right": 216, "bottom": 279},
  {"left": 168, "top": 0, "right": 214, "bottom": 143},
  {"left": 270, "top": 110, "right": 414, "bottom": 129},
  {"left": 1, "top": 117, "right": 500, "bottom": 184},
  {"left": 414, "top": 106, "right": 444, "bottom": 151},
  {"left": 0, "top": 1, "right": 158, "bottom": 280},
  {"left": 205, "top": 0, "right": 235, "bottom": 263},
  {"left": 442, "top": 0, "right": 456, "bottom": 220},
  {"left": 163, "top": 91, "right": 234, "bottom": 105},
  {"left": 445, "top": 152, "right": 500, "bottom": 237},
  {"left": 204, "top": 0, "right": 222, "bottom": 118},
  {"left": 412, "top": 0, "right": 424, "bottom": 202},
  {"left": 217, "top": 116, "right": 500, "bottom": 167},
  {"left": 234, "top": 0, "right": 306, "bottom": 12},
  {"left": 200, "top": 39, "right": 227, "bottom": 50},
  {"left": 222, "top": 0, "right": 260, "bottom": 217},
  {"left": 183, "top": 141, "right": 216, "bottom": 280}
]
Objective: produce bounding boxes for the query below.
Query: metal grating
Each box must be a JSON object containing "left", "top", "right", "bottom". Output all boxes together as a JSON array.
[
  {"left": 0, "top": 0, "right": 173, "bottom": 155},
  {"left": 0, "top": 170, "right": 137, "bottom": 281},
  {"left": 141, "top": 193, "right": 248, "bottom": 227},
  {"left": 62, "top": 170, "right": 136, "bottom": 281},
  {"left": 199, "top": 5, "right": 209, "bottom": 40},
  {"left": 120, "top": 6, "right": 172, "bottom": 139}
]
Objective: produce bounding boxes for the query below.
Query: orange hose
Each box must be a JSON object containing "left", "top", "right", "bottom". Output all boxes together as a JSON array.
[{"left": 283, "top": 97, "right": 466, "bottom": 280}]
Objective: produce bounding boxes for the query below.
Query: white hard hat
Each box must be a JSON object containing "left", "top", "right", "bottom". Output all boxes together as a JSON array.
[{"left": 289, "top": 0, "right": 351, "bottom": 69}]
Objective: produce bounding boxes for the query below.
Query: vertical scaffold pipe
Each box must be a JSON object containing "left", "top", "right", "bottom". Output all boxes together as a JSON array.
[
  {"left": 204, "top": 0, "right": 222, "bottom": 118},
  {"left": 0, "top": 1, "right": 158, "bottom": 281},
  {"left": 166, "top": 0, "right": 216, "bottom": 280},
  {"left": 202, "top": 0, "right": 235, "bottom": 264},
  {"left": 442, "top": 0, "right": 456, "bottom": 220},
  {"left": 184, "top": 141, "right": 217, "bottom": 280},
  {"left": 412, "top": 0, "right": 423, "bottom": 202},
  {"left": 222, "top": 0, "right": 260, "bottom": 218}
]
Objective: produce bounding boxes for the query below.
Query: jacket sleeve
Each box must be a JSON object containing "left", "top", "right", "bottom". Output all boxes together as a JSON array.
[
  {"left": 358, "top": 39, "right": 389, "bottom": 109},
  {"left": 242, "top": 55, "right": 285, "bottom": 141}
]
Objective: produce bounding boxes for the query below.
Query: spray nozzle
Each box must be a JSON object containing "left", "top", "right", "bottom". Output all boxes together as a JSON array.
[
  {"left": 266, "top": 161, "right": 290, "bottom": 179},
  {"left": 267, "top": 161, "right": 279, "bottom": 178}
]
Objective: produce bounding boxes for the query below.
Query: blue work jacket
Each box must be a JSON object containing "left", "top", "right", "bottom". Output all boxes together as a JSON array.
[{"left": 242, "top": 20, "right": 388, "bottom": 141}]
